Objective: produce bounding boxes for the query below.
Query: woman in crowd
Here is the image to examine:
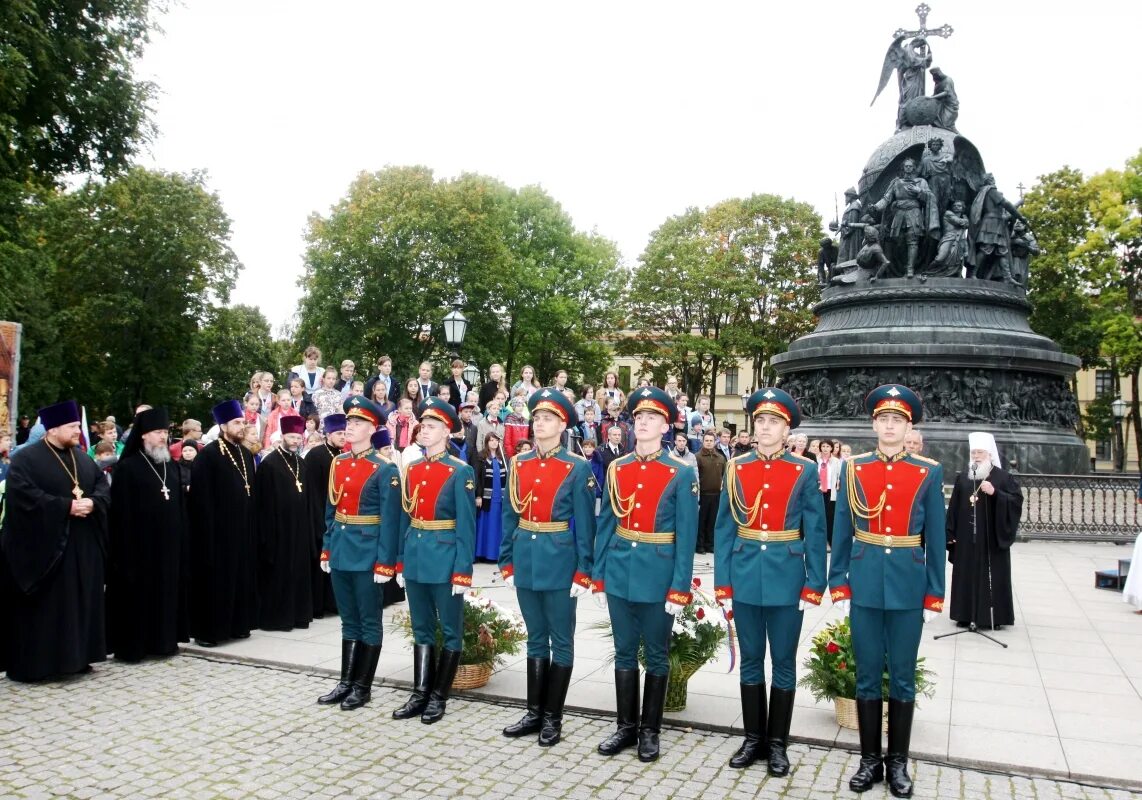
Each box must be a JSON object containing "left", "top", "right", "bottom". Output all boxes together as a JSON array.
[
  {"left": 479, "top": 363, "right": 508, "bottom": 411},
  {"left": 401, "top": 377, "right": 423, "bottom": 407},
  {"left": 311, "top": 367, "right": 344, "bottom": 421},
  {"left": 370, "top": 379, "right": 397, "bottom": 420},
  {"left": 473, "top": 431, "right": 506, "bottom": 564},
  {"left": 511, "top": 365, "right": 541, "bottom": 399},
  {"left": 600, "top": 371, "right": 625, "bottom": 407},
  {"left": 817, "top": 439, "right": 842, "bottom": 546}
]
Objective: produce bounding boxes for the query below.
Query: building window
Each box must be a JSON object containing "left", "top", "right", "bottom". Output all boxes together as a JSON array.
[
  {"left": 1095, "top": 439, "right": 1112, "bottom": 460},
  {"left": 1094, "top": 370, "right": 1114, "bottom": 397},
  {"left": 724, "top": 367, "right": 738, "bottom": 396}
]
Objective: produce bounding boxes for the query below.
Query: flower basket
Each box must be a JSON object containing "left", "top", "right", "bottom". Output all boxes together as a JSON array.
[
  {"left": 799, "top": 617, "right": 936, "bottom": 720},
  {"left": 833, "top": 696, "right": 888, "bottom": 731},
  {"left": 452, "top": 662, "right": 494, "bottom": 690},
  {"left": 592, "top": 578, "right": 730, "bottom": 712},
  {"left": 390, "top": 590, "right": 527, "bottom": 682}
]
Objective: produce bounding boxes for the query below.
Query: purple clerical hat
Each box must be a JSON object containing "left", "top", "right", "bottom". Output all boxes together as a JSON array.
[
  {"left": 371, "top": 429, "right": 392, "bottom": 449},
  {"left": 323, "top": 413, "right": 347, "bottom": 434},
  {"left": 38, "top": 400, "right": 81, "bottom": 430},
  {"left": 280, "top": 416, "right": 306, "bottom": 436},
  {"left": 211, "top": 399, "right": 244, "bottom": 426}
]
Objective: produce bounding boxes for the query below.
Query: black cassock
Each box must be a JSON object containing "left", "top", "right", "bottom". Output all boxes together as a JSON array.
[
  {"left": 189, "top": 439, "right": 257, "bottom": 643},
  {"left": 254, "top": 447, "right": 313, "bottom": 631},
  {"left": 1, "top": 441, "right": 110, "bottom": 681},
  {"left": 946, "top": 466, "right": 1022, "bottom": 629},
  {"left": 303, "top": 443, "right": 339, "bottom": 617},
  {"left": 106, "top": 452, "right": 189, "bottom": 661}
]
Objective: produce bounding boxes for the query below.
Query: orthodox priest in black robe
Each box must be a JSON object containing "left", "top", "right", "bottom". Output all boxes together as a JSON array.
[
  {"left": 107, "top": 407, "right": 189, "bottom": 661},
  {"left": 189, "top": 400, "right": 257, "bottom": 646},
  {"left": 304, "top": 413, "right": 344, "bottom": 618},
  {"left": 255, "top": 415, "right": 313, "bottom": 631},
  {"left": 946, "top": 431, "right": 1022, "bottom": 630},
  {"left": 1, "top": 400, "right": 110, "bottom": 681}
]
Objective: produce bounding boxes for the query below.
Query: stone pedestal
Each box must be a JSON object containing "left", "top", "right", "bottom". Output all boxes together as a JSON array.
[{"left": 769, "top": 277, "right": 1087, "bottom": 474}]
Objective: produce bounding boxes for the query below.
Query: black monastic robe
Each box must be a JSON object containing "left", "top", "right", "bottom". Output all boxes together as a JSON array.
[
  {"left": 107, "top": 451, "right": 189, "bottom": 660},
  {"left": 946, "top": 466, "right": 1022, "bottom": 629},
  {"left": 254, "top": 447, "right": 313, "bottom": 631},
  {"left": 303, "top": 442, "right": 339, "bottom": 617},
  {"left": 1, "top": 441, "right": 110, "bottom": 681},
  {"left": 189, "top": 438, "right": 257, "bottom": 643}
]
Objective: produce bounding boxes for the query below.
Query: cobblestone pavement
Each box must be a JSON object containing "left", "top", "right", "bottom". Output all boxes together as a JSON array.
[{"left": 0, "top": 657, "right": 1137, "bottom": 800}]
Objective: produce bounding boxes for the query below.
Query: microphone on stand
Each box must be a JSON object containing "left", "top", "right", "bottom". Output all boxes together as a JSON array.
[{"left": 971, "top": 462, "right": 978, "bottom": 482}]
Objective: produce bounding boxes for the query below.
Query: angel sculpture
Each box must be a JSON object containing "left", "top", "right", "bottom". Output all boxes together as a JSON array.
[{"left": 871, "top": 36, "right": 932, "bottom": 130}]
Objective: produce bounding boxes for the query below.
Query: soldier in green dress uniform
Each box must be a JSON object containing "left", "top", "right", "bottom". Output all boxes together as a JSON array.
[
  {"left": 592, "top": 387, "right": 698, "bottom": 763},
  {"left": 828, "top": 384, "right": 945, "bottom": 798},
  {"left": 389, "top": 398, "right": 477, "bottom": 725},
  {"left": 317, "top": 396, "right": 401, "bottom": 711},
  {"left": 714, "top": 388, "right": 827, "bottom": 774},
  {"left": 499, "top": 387, "right": 596, "bottom": 746}
]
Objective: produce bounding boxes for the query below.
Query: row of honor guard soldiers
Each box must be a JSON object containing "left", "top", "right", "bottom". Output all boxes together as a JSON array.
[{"left": 313, "top": 383, "right": 943, "bottom": 799}]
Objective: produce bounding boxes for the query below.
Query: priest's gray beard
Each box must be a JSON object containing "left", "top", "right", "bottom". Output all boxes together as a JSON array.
[
  {"left": 967, "top": 460, "right": 992, "bottom": 482},
  {"left": 146, "top": 444, "right": 172, "bottom": 463}
]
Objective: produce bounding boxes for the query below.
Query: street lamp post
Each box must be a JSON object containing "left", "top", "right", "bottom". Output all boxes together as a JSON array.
[
  {"left": 442, "top": 304, "right": 469, "bottom": 361},
  {"left": 1112, "top": 397, "right": 1127, "bottom": 472},
  {"left": 462, "top": 361, "right": 480, "bottom": 387}
]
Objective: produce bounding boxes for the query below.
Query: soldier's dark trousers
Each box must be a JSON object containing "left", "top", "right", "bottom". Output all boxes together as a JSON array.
[
  {"left": 330, "top": 569, "right": 383, "bottom": 645},
  {"left": 850, "top": 604, "right": 923, "bottom": 700}
]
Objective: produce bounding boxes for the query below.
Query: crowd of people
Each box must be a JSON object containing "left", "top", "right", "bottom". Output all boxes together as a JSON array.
[{"left": 0, "top": 348, "right": 1030, "bottom": 797}]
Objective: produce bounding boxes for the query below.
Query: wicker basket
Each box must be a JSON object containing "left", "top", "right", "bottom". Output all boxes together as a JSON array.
[
  {"left": 833, "top": 697, "right": 888, "bottom": 731},
  {"left": 451, "top": 662, "right": 493, "bottom": 690}
]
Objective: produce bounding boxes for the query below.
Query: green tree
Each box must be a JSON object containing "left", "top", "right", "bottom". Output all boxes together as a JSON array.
[
  {"left": 620, "top": 195, "right": 821, "bottom": 414},
  {"left": 40, "top": 168, "right": 240, "bottom": 417},
  {"left": 295, "top": 168, "right": 624, "bottom": 387},
  {"left": 187, "top": 304, "right": 276, "bottom": 419}
]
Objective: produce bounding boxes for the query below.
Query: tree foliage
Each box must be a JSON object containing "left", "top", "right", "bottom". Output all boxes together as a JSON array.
[
  {"left": 38, "top": 168, "right": 240, "bottom": 415},
  {"left": 619, "top": 195, "right": 821, "bottom": 412},
  {"left": 295, "top": 167, "right": 625, "bottom": 386},
  {"left": 186, "top": 304, "right": 276, "bottom": 419}
]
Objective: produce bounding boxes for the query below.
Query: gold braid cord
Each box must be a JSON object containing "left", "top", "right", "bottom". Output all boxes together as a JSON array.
[
  {"left": 507, "top": 454, "right": 534, "bottom": 516},
  {"left": 327, "top": 457, "right": 344, "bottom": 507},
  {"left": 725, "top": 460, "right": 762, "bottom": 528},
  {"left": 606, "top": 461, "right": 636, "bottom": 519},
  {"left": 845, "top": 462, "right": 886, "bottom": 521},
  {"left": 401, "top": 474, "right": 421, "bottom": 516}
]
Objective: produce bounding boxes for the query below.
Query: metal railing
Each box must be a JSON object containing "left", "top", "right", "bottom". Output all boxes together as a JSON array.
[{"left": 1014, "top": 473, "right": 1140, "bottom": 543}]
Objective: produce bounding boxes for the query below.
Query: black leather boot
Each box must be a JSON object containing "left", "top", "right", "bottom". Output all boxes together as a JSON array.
[
  {"left": 886, "top": 698, "right": 915, "bottom": 798},
  {"left": 538, "top": 662, "right": 574, "bottom": 746},
  {"left": 421, "top": 648, "right": 461, "bottom": 724},
  {"left": 392, "top": 644, "right": 435, "bottom": 720},
  {"left": 503, "top": 658, "right": 549, "bottom": 737},
  {"left": 848, "top": 698, "right": 885, "bottom": 792},
  {"left": 728, "top": 683, "right": 766, "bottom": 768},
  {"left": 637, "top": 673, "right": 668, "bottom": 763},
  {"left": 597, "top": 669, "right": 640, "bottom": 756},
  {"left": 317, "top": 640, "right": 358, "bottom": 705},
  {"left": 340, "top": 642, "right": 381, "bottom": 710},
  {"left": 766, "top": 686, "right": 796, "bottom": 777}
]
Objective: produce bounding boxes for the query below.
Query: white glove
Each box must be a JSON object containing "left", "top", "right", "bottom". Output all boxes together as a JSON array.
[
  {"left": 320, "top": 560, "right": 331, "bottom": 574},
  {"left": 594, "top": 591, "right": 608, "bottom": 609},
  {"left": 835, "top": 599, "right": 850, "bottom": 615},
  {"left": 798, "top": 600, "right": 807, "bottom": 611},
  {"left": 503, "top": 575, "right": 515, "bottom": 590},
  {"left": 570, "top": 583, "right": 589, "bottom": 598},
  {"left": 452, "top": 584, "right": 467, "bottom": 596},
  {"left": 923, "top": 609, "right": 937, "bottom": 624},
  {"left": 373, "top": 573, "right": 391, "bottom": 584},
  {"left": 396, "top": 573, "right": 405, "bottom": 589},
  {"left": 719, "top": 598, "right": 733, "bottom": 615},
  {"left": 665, "top": 601, "right": 685, "bottom": 616}
]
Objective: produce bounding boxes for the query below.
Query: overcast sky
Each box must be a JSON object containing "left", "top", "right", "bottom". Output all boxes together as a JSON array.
[{"left": 135, "top": 1, "right": 1141, "bottom": 333}]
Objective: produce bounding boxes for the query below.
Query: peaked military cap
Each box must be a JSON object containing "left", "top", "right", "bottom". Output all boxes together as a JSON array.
[
  {"left": 747, "top": 387, "right": 801, "bottom": 428},
  {"left": 528, "top": 386, "right": 577, "bottom": 425},
  {"left": 865, "top": 384, "right": 923, "bottom": 424},
  {"left": 344, "top": 395, "right": 385, "bottom": 427},
  {"left": 626, "top": 386, "right": 678, "bottom": 423},
  {"left": 418, "top": 396, "right": 461, "bottom": 432}
]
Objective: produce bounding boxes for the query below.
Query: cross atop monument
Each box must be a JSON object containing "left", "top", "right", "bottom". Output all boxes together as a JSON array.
[{"left": 894, "top": 3, "right": 953, "bottom": 40}]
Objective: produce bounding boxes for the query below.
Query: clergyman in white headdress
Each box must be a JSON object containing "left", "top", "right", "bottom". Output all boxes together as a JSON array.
[{"left": 945, "top": 432, "right": 1023, "bottom": 630}]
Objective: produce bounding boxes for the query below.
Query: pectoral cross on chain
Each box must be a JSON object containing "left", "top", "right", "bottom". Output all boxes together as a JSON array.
[
  {"left": 893, "top": 3, "right": 953, "bottom": 40},
  {"left": 161, "top": 484, "right": 171, "bottom": 501},
  {"left": 295, "top": 479, "right": 303, "bottom": 493}
]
